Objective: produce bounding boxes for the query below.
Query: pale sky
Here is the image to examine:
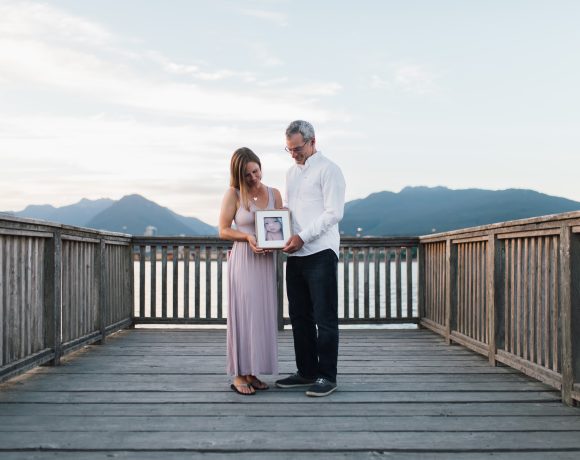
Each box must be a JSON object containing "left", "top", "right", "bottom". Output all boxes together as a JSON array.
[{"left": 1, "top": 0, "right": 579, "bottom": 226}]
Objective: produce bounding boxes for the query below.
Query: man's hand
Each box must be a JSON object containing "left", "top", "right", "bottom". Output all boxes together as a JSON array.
[{"left": 283, "top": 234, "right": 304, "bottom": 254}]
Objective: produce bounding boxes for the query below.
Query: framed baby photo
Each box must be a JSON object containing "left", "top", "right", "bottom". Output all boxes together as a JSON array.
[{"left": 255, "top": 210, "right": 292, "bottom": 249}]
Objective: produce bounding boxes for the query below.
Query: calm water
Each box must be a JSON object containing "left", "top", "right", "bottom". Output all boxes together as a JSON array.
[{"left": 134, "top": 260, "right": 418, "bottom": 319}]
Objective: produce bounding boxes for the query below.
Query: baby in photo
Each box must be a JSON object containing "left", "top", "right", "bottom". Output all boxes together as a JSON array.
[{"left": 264, "top": 217, "right": 283, "bottom": 241}]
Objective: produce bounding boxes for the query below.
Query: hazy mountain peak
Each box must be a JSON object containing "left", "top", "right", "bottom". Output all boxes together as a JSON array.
[
  {"left": 6, "top": 194, "right": 215, "bottom": 235},
  {"left": 340, "top": 186, "right": 580, "bottom": 236}
]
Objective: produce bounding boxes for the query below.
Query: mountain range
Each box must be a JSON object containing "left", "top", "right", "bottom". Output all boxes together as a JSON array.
[
  {"left": 4, "top": 194, "right": 217, "bottom": 236},
  {"left": 341, "top": 186, "right": 580, "bottom": 236},
  {"left": 3, "top": 187, "right": 580, "bottom": 236}
]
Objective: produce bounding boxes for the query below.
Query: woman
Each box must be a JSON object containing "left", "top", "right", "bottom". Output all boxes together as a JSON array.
[{"left": 218, "top": 147, "right": 282, "bottom": 395}]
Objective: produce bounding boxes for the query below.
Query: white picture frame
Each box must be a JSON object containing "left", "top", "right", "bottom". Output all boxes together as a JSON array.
[{"left": 255, "top": 210, "right": 292, "bottom": 249}]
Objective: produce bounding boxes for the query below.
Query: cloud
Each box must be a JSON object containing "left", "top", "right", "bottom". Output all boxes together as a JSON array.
[
  {"left": 0, "top": 1, "right": 350, "bottom": 223},
  {"left": 0, "top": 0, "right": 112, "bottom": 46},
  {"left": 0, "top": 3, "right": 341, "bottom": 123},
  {"left": 239, "top": 8, "right": 288, "bottom": 27},
  {"left": 394, "top": 64, "right": 439, "bottom": 94},
  {"left": 371, "top": 63, "right": 440, "bottom": 95},
  {"left": 146, "top": 51, "right": 257, "bottom": 82}
]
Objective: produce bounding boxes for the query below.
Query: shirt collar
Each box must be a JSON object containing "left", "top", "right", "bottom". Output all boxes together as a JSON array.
[{"left": 301, "top": 150, "right": 321, "bottom": 169}]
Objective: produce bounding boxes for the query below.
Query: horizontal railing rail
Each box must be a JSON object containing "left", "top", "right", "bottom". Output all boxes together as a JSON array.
[
  {"left": 3, "top": 211, "right": 578, "bottom": 407},
  {"left": 419, "top": 211, "right": 580, "bottom": 406},
  {"left": 0, "top": 215, "right": 133, "bottom": 383},
  {"left": 131, "top": 236, "right": 420, "bottom": 328}
]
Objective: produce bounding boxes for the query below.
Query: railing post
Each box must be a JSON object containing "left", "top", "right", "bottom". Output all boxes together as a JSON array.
[
  {"left": 128, "top": 243, "right": 135, "bottom": 327},
  {"left": 44, "top": 230, "right": 62, "bottom": 365},
  {"left": 276, "top": 252, "right": 284, "bottom": 331},
  {"left": 445, "top": 239, "right": 457, "bottom": 344},
  {"left": 98, "top": 239, "right": 107, "bottom": 344},
  {"left": 487, "top": 234, "right": 503, "bottom": 366},
  {"left": 560, "top": 225, "right": 579, "bottom": 405},
  {"left": 417, "top": 243, "right": 425, "bottom": 322}
]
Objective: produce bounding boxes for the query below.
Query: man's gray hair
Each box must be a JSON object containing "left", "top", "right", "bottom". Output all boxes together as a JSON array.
[{"left": 286, "top": 120, "right": 315, "bottom": 141}]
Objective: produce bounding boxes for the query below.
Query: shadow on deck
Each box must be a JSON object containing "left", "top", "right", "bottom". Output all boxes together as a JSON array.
[{"left": 1, "top": 328, "right": 580, "bottom": 459}]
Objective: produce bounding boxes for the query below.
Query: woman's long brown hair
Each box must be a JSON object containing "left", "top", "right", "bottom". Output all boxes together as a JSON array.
[{"left": 229, "top": 147, "right": 262, "bottom": 211}]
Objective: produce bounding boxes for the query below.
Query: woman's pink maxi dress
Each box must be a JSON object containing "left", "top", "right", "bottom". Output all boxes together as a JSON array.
[{"left": 226, "top": 188, "right": 278, "bottom": 376}]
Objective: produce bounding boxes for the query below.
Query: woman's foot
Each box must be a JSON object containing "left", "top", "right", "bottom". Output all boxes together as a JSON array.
[
  {"left": 246, "top": 375, "right": 269, "bottom": 390},
  {"left": 231, "top": 376, "right": 255, "bottom": 395}
]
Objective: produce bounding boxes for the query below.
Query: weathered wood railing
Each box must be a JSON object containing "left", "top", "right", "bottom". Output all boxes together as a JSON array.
[
  {"left": 420, "top": 211, "right": 580, "bottom": 405},
  {"left": 131, "top": 236, "right": 420, "bottom": 328},
  {"left": 2, "top": 212, "right": 578, "bottom": 406},
  {"left": 0, "top": 215, "right": 133, "bottom": 382}
]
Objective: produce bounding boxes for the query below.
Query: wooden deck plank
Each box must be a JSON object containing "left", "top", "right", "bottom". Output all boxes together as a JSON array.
[
  {"left": 1, "top": 453, "right": 580, "bottom": 460},
  {"left": 3, "top": 379, "right": 550, "bottom": 392},
  {"left": 1, "top": 402, "right": 578, "bottom": 417},
  {"left": 2, "top": 415, "right": 580, "bottom": 432},
  {"left": 0, "top": 328, "right": 579, "bottom": 458},
  {"left": 0, "top": 390, "right": 560, "bottom": 403},
  {"left": 2, "top": 431, "right": 580, "bottom": 451}
]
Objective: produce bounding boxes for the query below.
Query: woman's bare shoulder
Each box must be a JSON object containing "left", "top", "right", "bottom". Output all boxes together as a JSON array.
[{"left": 223, "top": 187, "right": 239, "bottom": 198}]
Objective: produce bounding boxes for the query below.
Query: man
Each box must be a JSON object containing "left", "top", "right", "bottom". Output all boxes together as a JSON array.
[{"left": 275, "top": 120, "right": 346, "bottom": 397}]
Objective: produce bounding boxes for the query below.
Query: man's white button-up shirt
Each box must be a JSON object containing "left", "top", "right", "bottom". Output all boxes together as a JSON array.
[{"left": 285, "top": 151, "right": 346, "bottom": 258}]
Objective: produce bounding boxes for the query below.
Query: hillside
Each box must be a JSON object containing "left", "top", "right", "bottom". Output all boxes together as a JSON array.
[
  {"left": 341, "top": 186, "right": 580, "bottom": 236},
  {"left": 14, "top": 198, "right": 114, "bottom": 227},
  {"left": 8, "top": 195, "right": 217, "bottom": 236},
  {"left": 86, "top": 195, "right": 216, "bottom": 235},
  {"left": 6, "top": 187, "right": 579, "bottom": 237}
]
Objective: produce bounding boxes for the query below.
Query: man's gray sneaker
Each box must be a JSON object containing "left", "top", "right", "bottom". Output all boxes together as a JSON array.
[
  {"left": 275, "top": 373, "right": 316, "bottom": 388},
  {"left": 305, "top": 378, "right": 337, "bottom": 397}
]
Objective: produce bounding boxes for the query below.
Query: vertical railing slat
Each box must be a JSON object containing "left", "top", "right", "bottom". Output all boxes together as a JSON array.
[
  {"left": 374, "top": 248, "right": 380, "bottom": 318},
  {"left": 184, "top": 246, "right": 190, "bottom": 319},
  {"left": 395, "top": 248, "right": 402, "bottom": 319},
  {"left": 151, "top": 245, "right": 157, "bottom": 319},
  {"left": 363, "top": 247, "right": 370, "bottom": 319},
  {"left": 0, "top": 237, "right": 4, "bottom": 366},
  {"left": 139, "top": 246, "right": 145, "bottom": 319},
  {"left": 217, "top": 246, "right": 223, "bottom": 319},
  {"left": 406, "top": 247, "right": 412, "bottom": 318},
  {"left": 195, "top": 246, "right": 201, "bottom": 319},
  {"left": 551, "top": 236, "right": 559, "bottom": 372},
  {"left": 543, "top": 237, "right": 550, "bottom": 367},
  {"left": 162, "top": 246, "right": 168, "bottom": 319},
  {"left": 172, "top": 246, "right": 179, "bottom": 319},
  {"left": 205, "top": 246, "right": 211, "bottom": 319},
  {"left": 353, "top": 248, "right": 359, "bottom": 318},
  {"left": 342, "top": 247, "right": 349, "bottom": 319},
  {"left": 385, "top": 248, "right": 391, "bottom": 319},
  {"left": 528, "top": 238, "right": 538, "bottom": 363}
]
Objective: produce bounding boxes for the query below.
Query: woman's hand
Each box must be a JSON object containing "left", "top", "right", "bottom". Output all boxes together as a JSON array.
[
  {"left": 247, "top": 235, "right": 263, "bottom": 254},
  {"left": 247, "top": 235, "right": 272, "bottom": 256}
]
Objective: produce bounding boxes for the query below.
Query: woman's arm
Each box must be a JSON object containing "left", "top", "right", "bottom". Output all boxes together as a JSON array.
[
  {"left": 273, "top": 188, "right": 283, "bottom": 209},
  {"left": 218, "top": 188, "right": 249, "bottom": 242},
  {"left": 218, "top": 188, "right": 264, "bottom": 253}
]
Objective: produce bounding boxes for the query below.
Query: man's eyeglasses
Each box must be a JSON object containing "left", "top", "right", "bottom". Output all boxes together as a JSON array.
[{"left": 285, "top": 140, "right": 311, "bottom": 154}]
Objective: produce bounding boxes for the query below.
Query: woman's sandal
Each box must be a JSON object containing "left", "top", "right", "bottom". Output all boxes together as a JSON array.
[
  {"left": 230, "top": 383, "right": 255, "bottom": 395},
  {"left": 247, "top": 376, "right": 269, "bottom": 390}
]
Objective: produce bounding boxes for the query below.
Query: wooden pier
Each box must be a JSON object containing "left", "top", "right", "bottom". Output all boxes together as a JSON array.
[
  {"left": 1, "top": 211, "right": 580, "bottom": 458},
  {"left": 1, "top": 327, "right": 580, "bottom": 458}
]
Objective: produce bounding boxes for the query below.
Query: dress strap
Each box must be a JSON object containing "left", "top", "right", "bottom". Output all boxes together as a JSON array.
[{"left": 267, "top": 187, "right": 275, "bottom": 209}]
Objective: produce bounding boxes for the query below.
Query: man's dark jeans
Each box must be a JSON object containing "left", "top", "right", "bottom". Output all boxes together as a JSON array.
[{"left": 286, "top": 249, "right": 339, "bottom": 382}]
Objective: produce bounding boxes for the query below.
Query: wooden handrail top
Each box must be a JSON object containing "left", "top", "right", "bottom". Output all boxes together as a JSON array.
[
  {"left": 132, "top": 236, "right": 420, "bottom": 247},
  {"left": 3, "top": 210, "right": 579, "bottom": 246},
  {"left": 0, "top": 213, "right": 132, "bottom": 241},
  {"left": 420, "top": 210, "right": 580, "bottom": 243}
]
